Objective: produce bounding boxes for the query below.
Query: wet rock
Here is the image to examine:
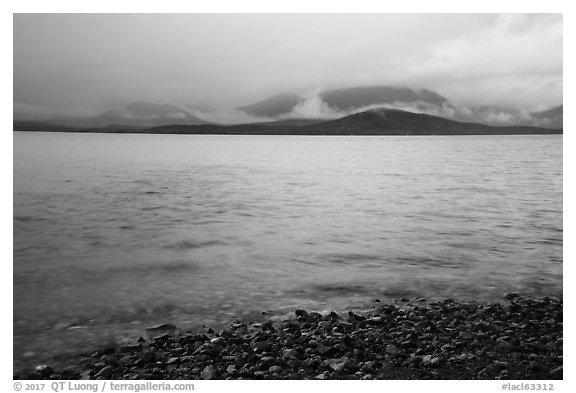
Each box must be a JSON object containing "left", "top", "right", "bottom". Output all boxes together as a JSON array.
[
  {"left": 252, "top": 340, "right": 272, "bottom": 353},
  {"left": 348, "top": 311, "right": 365, "bottom": 322},
  {"left": 324, "top": 357, "right": 355, "bottom": 373},
  {"left": 282, "top": 348, "right": 301, "bottom": 360},
  {"left": 307, "top": 339, "right": 319, "bottom": 348},
  {"left": 361, "top": 362, "right": 375, "bottom": 373},
  {"left": 260, "top": 356, "right": 274, "bottom": 366},
  {"left": 302, "top": 357, "right": 321, "bottom": 369},
  {"left": 16, "top": 295, "right": 562, "bottom": 381},
  {"left": 386, "top": 345, "right": 399, "bottom": 355},
  {"left": 201, "top": 365, "right": 216, "bottom": 380},
  {"left": 35, "top": 365, "right": 54, "bottom": 377},
  {"left": 422, "top": 355, "right": 433, "bottom": 365},
  {"left": 326, "top": 311, "right": 341, "bottom": 321},
  {"left": 486, "top": 361, "right": 508, "bottom": 374},
  {"left": 210, "top": 337, "right": 225, "bottom": 345},
  {"left": 318, "top": 344, "right": 339, "bottom": 357},
  {"left": 141, "top": 351, "right": 156, "bottom": 364},
  {"left": 550, "top": 366, "right": 563, "bottom": 376},
  {"left": 429, "top": 357, "right": 442, "bottom": 367},
  {"left": 79, "top": 371, "right": 92, "bottom": 380},
  {"left": 95, "top": 366, "right": 113, "bottom": 379},
  {"left": 269, "top": 365, "right": 283, "bottom": 373},
  {"left": 408, "top": 312, "right": 420, "bottom": 322}
]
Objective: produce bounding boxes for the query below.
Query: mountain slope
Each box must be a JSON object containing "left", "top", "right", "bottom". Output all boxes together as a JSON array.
[
  {"left": 530, "top": 105, "right": 563, "bottom": 129},
  {"left": 237, "top": 93, "right": 304, "bottom": 118},
  {"left": 319, "top": 86, "right": 450, "bottom": 111},
  {"left": 305, "top": 108, "right": 555, "bottom": 135}
]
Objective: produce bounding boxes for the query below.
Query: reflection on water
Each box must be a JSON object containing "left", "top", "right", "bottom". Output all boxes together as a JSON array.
[{"left": 13, "top": 132, "right": 562, "bottom": 368}]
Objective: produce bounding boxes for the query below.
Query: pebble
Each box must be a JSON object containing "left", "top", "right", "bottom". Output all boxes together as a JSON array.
[
  {"left": 200, "top": 365, "right": 216, "bottom": 380},
  {"left": 386, "top": 345, "right": 399, "bottom": 354},
  {"left": 95, "top": 366, "right": 113, "bottom": 379},
  {"left": 14, "top": 294, "right": 562, "bottom": 381},
  {"left": 210, "top": 337, "right": 225, "bottom": 345},
  {"left": 550, "top": 366, "right": 563, "bottom": 375},
  {"left": 282, "top": 348, "right": 300, "bottom": 360}
]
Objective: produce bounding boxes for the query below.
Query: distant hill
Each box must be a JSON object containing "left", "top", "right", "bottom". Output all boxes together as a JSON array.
[
  {"left": 530, "top": 105, "right": 563, "bottom": 129},
  {"left": 451, "top": 104, "right": 563, "bottom": 129},
  {"left": 319, "top": 86, "right": 449, "bottom": 111},
  {"left": 16, "top": 107, "right": 559, "bottom": 136},
  {"left": 46, "top": 102, "right": 210, "bottom": 128},
  {"left": 307, "top": 108, "right": 556, "bottom": 135},
  {"left": 237, "top": 93, "right": 304, "bottom": 118}
]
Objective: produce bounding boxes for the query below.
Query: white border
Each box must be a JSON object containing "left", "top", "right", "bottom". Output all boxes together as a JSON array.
[{"left": 4, "top": 2, "right": 570, "bottom": 391}]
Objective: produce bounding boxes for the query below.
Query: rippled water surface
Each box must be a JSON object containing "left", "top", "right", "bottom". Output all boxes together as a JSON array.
[{"left": 13, "top": 132, "right": 562, "bottom": 368}]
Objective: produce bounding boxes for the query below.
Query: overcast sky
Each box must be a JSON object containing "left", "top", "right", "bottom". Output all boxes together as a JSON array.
[{"left": 13, "top": 13, "right": 562, "bottom": 119}]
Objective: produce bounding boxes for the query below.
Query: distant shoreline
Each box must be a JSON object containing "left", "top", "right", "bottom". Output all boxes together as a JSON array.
[
  {"left": 13, "top": 108, "right": 562, "bottom": 137},
  {"left": 13, "top": 127, "right": 562, "bottom": 137},
  {"left": 14, "top": 130, "right": 564, "bottom": 138}
]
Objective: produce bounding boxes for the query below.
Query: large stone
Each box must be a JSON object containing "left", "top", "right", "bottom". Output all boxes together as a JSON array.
[
  {"left": 201, "top": 365, "right": 216, "bottom": 380},
  {"left": 324, "top": 357, "right": 356, "bottom": 373},
  {"left": 35, "top": 365, "right": 54, "bottom": 378},
  {"left": 140, "top": 351, "right": 156, "bottom": 363},
  {"left": 210, "top": 337, "right": 225, "bottom": 345},
  {"left": 252, "top": 340, "right": 272, "bottom": 353},
  {"left": 385, "top": 344, "right": 399, "bottom": 354},
  {"left": 550, "top": 366, "right": 563, "bottom": 376},
  {"left": 269, "top": 365, "right": 283, "bottom": 373},
  {"left": 282, "top": 348, "right": 301, "bottom": 360},
  {"left": 348, "top": 311, "right": 365, "bottom": 322},
  {"left": 95, "top": 366, "right": 113, "bottom": 379}
]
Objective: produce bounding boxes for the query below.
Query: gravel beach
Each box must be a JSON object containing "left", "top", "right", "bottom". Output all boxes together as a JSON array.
[{"left": 15, "top": 294, "right": 562, "bottom": 380}]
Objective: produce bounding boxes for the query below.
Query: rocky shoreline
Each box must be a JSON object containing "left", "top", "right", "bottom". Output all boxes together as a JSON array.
[{"left": 15, "top": 294, "right": 562, "bottom": 380}]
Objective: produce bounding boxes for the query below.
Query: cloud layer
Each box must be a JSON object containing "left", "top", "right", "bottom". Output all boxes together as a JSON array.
[{"left": 14, "top": 14, "right": 562, "bottom": 120}]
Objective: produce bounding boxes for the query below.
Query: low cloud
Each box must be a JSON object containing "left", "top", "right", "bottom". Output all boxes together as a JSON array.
[
  {"left": 13, "top": 102, "right": 59, "bottom": 121},
  {"left": 270, "top": 92, "right": 560, "bottom": 128},
  {"left": 187, "top": 107, "right": 272, "bottom": 125},
  {"left": 455, "top": 106, "right": 533, "bottom": 126},
  {"left": 281, "top": 95, "right": 341, "bottom": 120},
  {"left": 275, "top": 93, "right": 459, "bottom": 122}
]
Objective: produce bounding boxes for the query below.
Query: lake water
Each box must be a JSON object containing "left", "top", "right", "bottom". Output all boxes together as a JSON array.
[{"left": 13, "top": 132, "right": 562, "bottom": 369}]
